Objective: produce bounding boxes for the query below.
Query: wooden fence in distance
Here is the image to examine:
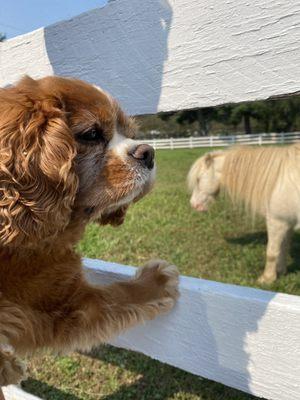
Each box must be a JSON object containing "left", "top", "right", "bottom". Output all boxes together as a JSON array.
[{"left": 139, "top": 132, "right": 300, "bottom": 149}]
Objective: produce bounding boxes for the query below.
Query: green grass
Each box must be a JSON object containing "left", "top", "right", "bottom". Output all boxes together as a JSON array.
[{"left": 22, "top": 148, "right": 300, "bottom": 399}]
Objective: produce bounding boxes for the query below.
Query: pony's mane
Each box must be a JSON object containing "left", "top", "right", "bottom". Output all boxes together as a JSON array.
[{"left": 221, "top": 144, "right": 300, "bottom": 215}]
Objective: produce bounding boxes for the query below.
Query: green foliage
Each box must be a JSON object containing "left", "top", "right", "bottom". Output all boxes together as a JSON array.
[
  {"left": 0, "top": 32, "right": 6, "bottom": 42},
  {"left": 176, "top": 108, "right": 217, "bottom": 136},
  {"left": 138, "top": 96, "right": 300, "bottom": 137},
  {"left": 228, "top": 98, "right": 300, "bottom": 134}
]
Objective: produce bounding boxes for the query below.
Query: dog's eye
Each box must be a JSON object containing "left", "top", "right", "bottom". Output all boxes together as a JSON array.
[{"left": 76, "top": 127, "right": 106, "bottom": 144}]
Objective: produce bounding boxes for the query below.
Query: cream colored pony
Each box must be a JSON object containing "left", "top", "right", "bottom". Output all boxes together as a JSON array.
[{"left": 188, "top": 145, "right": 300, "bottom": 284}]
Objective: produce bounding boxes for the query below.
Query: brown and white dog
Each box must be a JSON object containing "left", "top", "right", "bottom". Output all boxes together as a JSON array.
[{"left": 0, "top": 76, "right": 179, "bottom": 388}]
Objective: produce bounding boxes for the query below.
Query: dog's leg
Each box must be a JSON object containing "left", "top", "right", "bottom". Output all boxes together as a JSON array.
[
  {"left": 53, "top": 260, "right": 179, "bottom": 351},
  {"left": 0, "top": 387, "right": 5, "bottom": 400},
  {"left": 0, "top": 302, "right": 30, "bottom": 387},
  {"left": 258, "top": 217, "right": 292, "bottom": 284},
  {"left": 0, "top": 344, "right": 26, "bottom": 387}
]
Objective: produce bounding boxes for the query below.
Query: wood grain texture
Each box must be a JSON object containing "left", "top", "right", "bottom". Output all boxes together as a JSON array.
[
  {"left": 83, "top": 258, "right": 300, "bottom": 400},
  {"left": 1, "top": 0, "right": 300, "bottom": 115}
]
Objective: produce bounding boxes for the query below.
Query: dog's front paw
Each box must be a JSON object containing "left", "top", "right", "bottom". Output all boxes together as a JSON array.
[
  {"left": 0, "top": 344, "right": 26, "bottom": 386},
  {"left": 135, "top": 259, "right": 179, "bottom": 316}
]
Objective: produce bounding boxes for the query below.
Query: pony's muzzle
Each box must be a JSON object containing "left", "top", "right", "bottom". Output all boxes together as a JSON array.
[{"left": 190, "top": 199, "right": 208, "bottom": 212}]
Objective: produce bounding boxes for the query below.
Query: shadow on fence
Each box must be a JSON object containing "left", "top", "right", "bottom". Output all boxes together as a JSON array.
[{"left": 43, "top": 0, "right": 172, "bottom": 116}]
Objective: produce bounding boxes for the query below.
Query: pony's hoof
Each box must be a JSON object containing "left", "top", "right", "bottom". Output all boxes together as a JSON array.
[{"left": 257, "top": 274, "right": 276, "bottom": 285}]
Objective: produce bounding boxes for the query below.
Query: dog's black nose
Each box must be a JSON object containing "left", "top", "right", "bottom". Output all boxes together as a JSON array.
[{"left": 129, "top": 144, "right": 155, "bottom": 170}]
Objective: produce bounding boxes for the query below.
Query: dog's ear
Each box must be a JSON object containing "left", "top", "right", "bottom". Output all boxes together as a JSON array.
[
  {"left": 0, "top": 77, "right": 78, "bottom": 246},
  {"left": 97, "top": 206, "right": 129, "bottom": 227}
]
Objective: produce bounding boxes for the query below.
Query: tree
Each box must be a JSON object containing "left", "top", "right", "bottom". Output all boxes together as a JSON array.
[
  {"left": 0, "top": 33, "right": 6, "bottom": 42},
  {"left": 175, "top": 104, "right": 236, "bottom": 136},
  {"left": 153, "top": 95, "right": 300, "bottom": 138},
  {"left": 159, "top": 107, "right": 231, "bottom": 136},
  {"left": 269, "top": 97, "right": 300, "bottom": 132},
  {"left": 177, "top": 108, "right": 218, "bottom": 136},
  {"left": 229, "top": 103, "right": 255, "bottom": 134}
]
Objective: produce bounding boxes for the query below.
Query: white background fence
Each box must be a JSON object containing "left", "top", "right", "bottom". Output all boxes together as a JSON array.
[{"left": 140, "top": 131, "right": 300, "bottom": 149}]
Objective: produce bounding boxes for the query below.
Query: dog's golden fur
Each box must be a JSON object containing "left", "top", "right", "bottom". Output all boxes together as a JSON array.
[{"left": 0, "top": 76, "right": 179, "bottom": 387}]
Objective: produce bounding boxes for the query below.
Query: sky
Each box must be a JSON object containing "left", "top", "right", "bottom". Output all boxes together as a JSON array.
[{"left": 1, "top": 0, "right": 108, "bottom": 39}]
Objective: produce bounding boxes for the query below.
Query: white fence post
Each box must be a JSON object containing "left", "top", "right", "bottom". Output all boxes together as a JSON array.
[
  {"left": 170, "top": 137, "right": 174, "bottom": 150},
  {"left": 210, "top": 136, "right": 213, "bottom": 147},
  {"left": 259, "top": 134, "right": 262, "bottom": 145},
  {"left": 189, "top": 136, "right": 193, "bottom": 149}
]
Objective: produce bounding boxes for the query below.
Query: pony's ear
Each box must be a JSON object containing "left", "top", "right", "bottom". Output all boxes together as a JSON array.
[
  {"left": 97, "top": 206, "right": 129, "bottom": 227},
  {"left": 204, "top": 153, "right": 213, "bottom": 167},
  {"left": 0, "top": 77, "right": 78, "bottom": 247}
]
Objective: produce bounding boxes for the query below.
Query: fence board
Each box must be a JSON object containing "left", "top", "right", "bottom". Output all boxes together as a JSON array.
[
  {"left": 1, "top": 0, "right": 300, "bottom": 115},
  {"left": 82, "top": 259, "right": 300, "bottom": 400}
]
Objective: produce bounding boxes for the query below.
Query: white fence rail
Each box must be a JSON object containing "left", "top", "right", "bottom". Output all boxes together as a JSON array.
[
  {"left": 84, "top": 260, "right": 300, "bottom": 400},
  {"left": 140, "top": 132, "right": 300, "bottom": 149}
]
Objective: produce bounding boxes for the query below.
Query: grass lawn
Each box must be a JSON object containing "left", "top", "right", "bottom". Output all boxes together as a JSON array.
[{"left": 22, "top": 148, "right": 300, "bottom": 399}]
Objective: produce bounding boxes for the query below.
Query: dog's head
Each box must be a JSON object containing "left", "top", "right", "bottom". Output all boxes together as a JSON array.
[{"left": 0, "top": 76, "right": 155, "bottom": 247}]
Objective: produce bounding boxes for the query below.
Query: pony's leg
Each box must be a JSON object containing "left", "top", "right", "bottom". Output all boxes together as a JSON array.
[
  {"left": 276, "top": 228, "right": 293, "bottom": 276},
  {"left": 258, "top": 217, "right": 292, "bottom": 284}
]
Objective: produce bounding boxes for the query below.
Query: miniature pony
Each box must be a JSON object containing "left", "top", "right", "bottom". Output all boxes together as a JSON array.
[{"left": 188, "top": 145, "right": 300, "bottom": 283}]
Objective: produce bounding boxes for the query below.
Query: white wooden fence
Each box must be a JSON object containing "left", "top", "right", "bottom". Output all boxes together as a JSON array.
[
  {"left": 140, "top": 132, "right": 300, "bottom": 149},
  {"left": 1, "top": 0, "right": 300, "bottom": 399}
]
